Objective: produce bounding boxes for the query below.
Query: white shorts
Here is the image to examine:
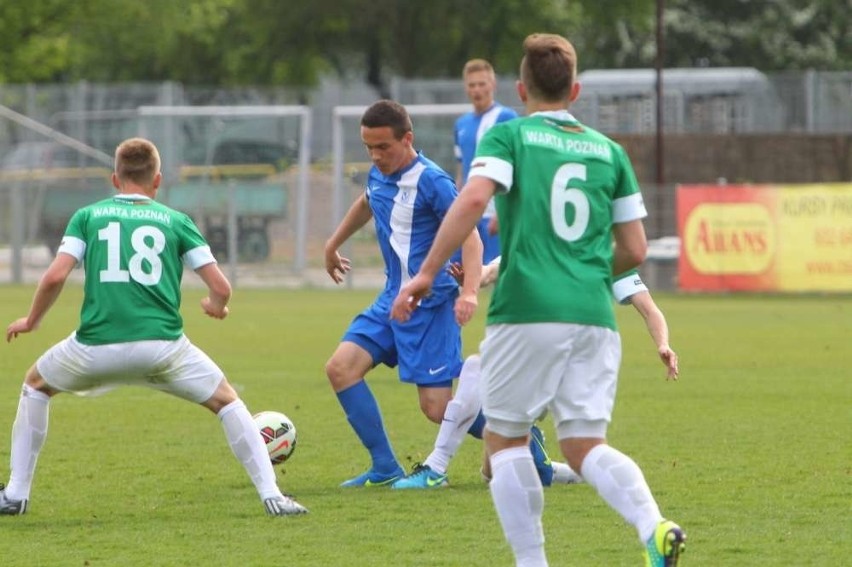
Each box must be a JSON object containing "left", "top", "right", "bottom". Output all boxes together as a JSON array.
[
  {"left": 479, "top": 323, "right": 621, "bottom": 439},
  {"left": 36, "top": 333, "right": 224, "bottom": 403}
]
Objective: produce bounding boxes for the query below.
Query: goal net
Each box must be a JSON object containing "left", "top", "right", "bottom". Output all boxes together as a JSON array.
[
  {"left": 0, "top": 104, "right": 313, "bottom": 286},
  {"left": 136, "top": 106, "right": 313, "bottom": 279}
]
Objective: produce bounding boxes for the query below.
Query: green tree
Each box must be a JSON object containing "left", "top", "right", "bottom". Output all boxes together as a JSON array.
[
  {"left": 217, "top": 0, "right": 656, "bottom": 92},
  {"left": 1, "top": 0, "right": 848, "bottom": 87},
  {"left": 567, "top": 0, "right": 658, "bottom": 69},
  {"left": 219, "top": 0, "right": 590, "bottom": 95},
  {"left": 665, "top": 0, "right": 852, "bottom": 70},
  {"left": 67, "top": 0, "right": 240, "bottom": 83},
  {"left": 0, "top": 1, "right": 77, "bottom": 82}
]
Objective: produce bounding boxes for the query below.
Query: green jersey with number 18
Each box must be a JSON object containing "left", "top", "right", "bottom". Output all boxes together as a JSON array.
[
  {"left": 58, "top": 194, "right": 215, "bottom": 345},
  {"left": 470, "top": 111, "right": 647, "bottom": 330}
]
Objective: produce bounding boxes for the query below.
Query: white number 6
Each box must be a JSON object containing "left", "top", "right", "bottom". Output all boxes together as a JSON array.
[{"left": 550, "top": 163, "right": 590, "bottom": 242}]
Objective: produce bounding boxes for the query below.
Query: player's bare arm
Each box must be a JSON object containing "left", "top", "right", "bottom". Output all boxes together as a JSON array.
[
  {"left": 324, "top": 193, "right": 373, "bottom": 284},
  {"left": 196, "top": 262, "right": 232, "bottom": 319},
  {"left": 630, "top": 291, "right": 679, "bottom": 380},
  {"left": 6, "top": 253, "right": 77, "bottom": 342},
  {"left": 657, "top": 346, "right": 679, "bottom": 381},
  {"left": 612, "top": 219, "right": 648, "bottom": 276},
  {"left": 454, "top": 228, "right": 483, "bottom": 325}
]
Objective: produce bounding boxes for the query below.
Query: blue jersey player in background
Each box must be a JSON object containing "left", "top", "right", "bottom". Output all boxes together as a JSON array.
[
  {"left": 452, "top": 59, "right": 518, "bottom": 264},
  {"left": 324, "top": 100, "right": 483, "bottom": 487}
]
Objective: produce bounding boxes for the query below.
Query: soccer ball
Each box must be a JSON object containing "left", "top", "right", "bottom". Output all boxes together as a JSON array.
[{"left": 253, "top": 411, "right": 297, "bottom": 464}]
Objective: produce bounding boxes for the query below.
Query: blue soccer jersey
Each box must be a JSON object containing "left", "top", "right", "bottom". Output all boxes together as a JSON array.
[
  {"left": 454, "top": 102, "right": 518, "bottom": 186},
  {"left": 364, "top": 152, "right": 460, "bottom": 310},
  {"left": 453, "top": 102, "right": 517, "bottom": 264}
]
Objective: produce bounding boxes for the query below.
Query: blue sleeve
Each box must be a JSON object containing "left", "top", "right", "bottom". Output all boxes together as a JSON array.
[
  {"left": 423, "top": 170, "right": 458, "bottom": 220},
  {"left": 499, "top": 107, "right": 518, "bottom": 122}
]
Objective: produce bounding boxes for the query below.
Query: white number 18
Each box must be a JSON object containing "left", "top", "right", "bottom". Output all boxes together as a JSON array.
[{"left": 98, "top": 222, "right": 165, "bottom": 285}]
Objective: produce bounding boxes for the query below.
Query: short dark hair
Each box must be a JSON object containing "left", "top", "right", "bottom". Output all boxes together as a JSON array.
[
  {"left": 360, "top": 100, "right": 413, "bottom": 139},
  {"left": 115, "top": 137, "right": 160, "bottom": 185},
  {"left": 520, "top": 33, "right": 577, "bottom": 103}
]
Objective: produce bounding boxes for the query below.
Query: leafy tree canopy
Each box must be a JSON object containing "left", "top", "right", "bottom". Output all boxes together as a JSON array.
[{"left": 0, "top": 0, "right": 848, "bottom": 89}]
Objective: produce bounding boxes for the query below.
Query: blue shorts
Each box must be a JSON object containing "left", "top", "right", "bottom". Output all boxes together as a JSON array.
[
  {"left": 343, "top": 298, "right": 462, "bottom": 386},
  {"left": 450, "top": 216, "right": 501, "bottom": 265}
]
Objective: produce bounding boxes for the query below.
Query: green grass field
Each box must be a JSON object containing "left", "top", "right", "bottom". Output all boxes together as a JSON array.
[{"left": 0, "top": 285, "right": 849, "bottom": 566}]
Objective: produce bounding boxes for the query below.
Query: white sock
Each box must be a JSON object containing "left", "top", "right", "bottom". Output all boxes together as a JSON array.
[
  {"left": 5, "top": 385, "right": 51, "bottom": 501},
  {"left": 424, "top": 355, "right": 482, "bottom": 475},
  {"left": 579, "top": 444, "right": 663, "bottom": 543},
  {"left": 551, "top": 461, "right": 584, "bottom": 484},
  {"left": 489, "top": 446, "right": 548, "bottom": 567},
  {"left": 218, "top": 400, "right": 282, "bottom": 501}
]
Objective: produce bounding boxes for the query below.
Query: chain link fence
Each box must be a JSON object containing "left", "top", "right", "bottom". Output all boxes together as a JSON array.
[{"left": 1, "top": 70, "right": 850, "bottom": 288}]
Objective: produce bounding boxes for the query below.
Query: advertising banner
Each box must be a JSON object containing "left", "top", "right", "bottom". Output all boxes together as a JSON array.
[{"left": 677, "top": 184, "right": 852, "bottom": 291}]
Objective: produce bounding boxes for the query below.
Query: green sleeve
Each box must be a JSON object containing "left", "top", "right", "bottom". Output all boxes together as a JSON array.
[
  {"left": 64, "top": 208, "right": 87, "bottom": 240},
  {"left": 612, "top": 143, "right": 641, "bottom": 200},
  {"left": 177, "top": 213, "right": 208, "bottom": 255}
]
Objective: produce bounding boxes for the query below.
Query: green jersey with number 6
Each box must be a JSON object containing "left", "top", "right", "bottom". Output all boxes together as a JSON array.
[
  {"left": 58, "top": 194, "right": 216, "bottom": 345},
  {"left": 470, "top": 110, "right": 647, "bottom": 330}
]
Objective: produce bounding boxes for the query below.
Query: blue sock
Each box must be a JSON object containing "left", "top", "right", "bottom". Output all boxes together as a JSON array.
[
  {"left": 336, "top": 381, "right": 400, "bottom": 474},
  {"left": 467, "top": 410, "right": 486, "bottom": 439}
]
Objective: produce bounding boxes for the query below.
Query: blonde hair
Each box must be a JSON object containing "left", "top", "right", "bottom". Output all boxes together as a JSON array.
[
  {"left": 114, "top": 137, "right": 160, "bottom": 185},
  {"left": 520, "top": 34, "right": 577, "bottom": 102},
  {"left": 462, "top": 59, "right": 495, "bottom": 78}
]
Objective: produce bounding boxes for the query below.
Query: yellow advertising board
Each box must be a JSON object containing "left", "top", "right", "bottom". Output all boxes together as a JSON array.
[{"left": 677, "top": 184, "right": 852, "bottom": 291}]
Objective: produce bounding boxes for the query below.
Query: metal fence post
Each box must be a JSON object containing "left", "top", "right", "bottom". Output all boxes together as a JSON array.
[
  {"left": 11, "top": 182, "right": 25, "bottom": 283},
  {"left": 227, "top": 179, "right": 239, "bottom": 286}
]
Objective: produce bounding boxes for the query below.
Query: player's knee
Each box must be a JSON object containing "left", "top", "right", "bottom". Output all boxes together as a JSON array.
[
  {"left": 419, "top": 396, "right": 449, "bottom": 424},
  {"left": 421, "top": 402, "right": 444, "bottom": 424},
  {"left": 558, "top": 418, "right": 608, "bottom": 471},
  {"left": 561, "top": 438, "right": 606, "bottom": 473},
  {"left": 23, "top": 365, "right": 57, "bottom": 396},
  {"left": 483, "top": 427, "right": 528, "bottom": 454},
  {"left": 325, "top": 356, "right": 364, "bottom": 392},
  {"left": 326, "top": 344, "right": 373, "bottom": 391},
  {"left": 324, "top": 356, "right": 352, "bottom": 388},
  {"left": 201, "top": 377, "right": 239, "bottom": 413}
]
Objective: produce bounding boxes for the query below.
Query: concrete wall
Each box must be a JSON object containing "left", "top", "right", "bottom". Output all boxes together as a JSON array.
[{"left": 616, "top": 133, "right": 852, "bottom": 185}]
